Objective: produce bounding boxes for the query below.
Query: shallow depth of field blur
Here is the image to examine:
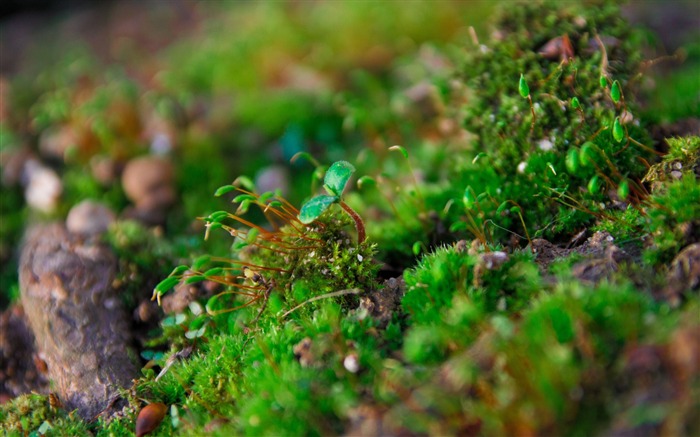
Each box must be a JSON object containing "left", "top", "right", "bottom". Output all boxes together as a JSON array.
[{"left": 1, "top": 1, "right": 699, "bottom": 436}]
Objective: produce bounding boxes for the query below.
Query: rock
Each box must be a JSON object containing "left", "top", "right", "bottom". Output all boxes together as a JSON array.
[
  {"left": 66, "top": 200, "right": 116, "bottom": 237},
  {"left": 662, "top": 243, "right": 700, "bottom": 306},
  {"left": 0, "top": 147, "right": 35, "bottom": 186},
  {"left": 19, "top": 224, "right": 138, "bottom": 419},
  {"left": 0, "top": 305, "right": 49, "bottom": 400},
  {"left": 90, "top": 155, "right": 118, "bottom": 186},
  {"left": 38, "top": 125, "right": 77, "bottom": 160},
  {"left": 293, "top": 337, "right": 314, "bottom": 368},
  {"left": 23, "top": 160, "right": 62, "bottom": 213},
  {"left": 571, "top": 245, "right": 626, "bottom": 284},
  {"left": 357, "top": 277, "right": 404, "bottom": 328},
  {"left": 121, "top": 156, "right": 175, "bottom": 211}
]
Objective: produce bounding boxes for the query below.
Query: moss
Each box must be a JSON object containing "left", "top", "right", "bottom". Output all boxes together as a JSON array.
[
  {"left": 3, "top": 0, "right": 699, "bottom": 435},
  {"left": 0, "top": 393, "right": 91, "bottom": 436},
  {"left": 456, "top": 0, "right": 655, "bottom": 243}
]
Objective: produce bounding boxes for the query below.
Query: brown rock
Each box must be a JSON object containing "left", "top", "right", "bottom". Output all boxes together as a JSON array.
[
  {"left": 662, "top": 243, "right": 700, "bottom": 306},
  {"left": 121, "top": 156, "right": 175, "bottom": 211},
  {"left": 0, "top": 305, "right": 48, "bottom": 400},
  {"left": 19, "top": 224, "right": 138, "bottom": 419}
]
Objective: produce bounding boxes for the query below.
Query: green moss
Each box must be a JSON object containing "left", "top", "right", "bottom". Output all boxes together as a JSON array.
[
  {"left": 456, "top": 0, "right": 655, "bottom": 243},
  {"left": 0, "top": 393, "right": 91, "bottom": 436}
]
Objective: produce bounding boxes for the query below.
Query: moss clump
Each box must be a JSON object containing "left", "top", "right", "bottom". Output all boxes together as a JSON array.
[
  {"left": 0, "top": 393, "right": 90, "bottom": 436},
  {"left": 456, "top": 0, "right": 655, "bottom": 242}
]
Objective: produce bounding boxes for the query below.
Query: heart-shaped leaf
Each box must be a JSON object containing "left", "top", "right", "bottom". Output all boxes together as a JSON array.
[
  {"left": 323, "top": 161, "right": 355, "bottom": 197},
  {"left": 299, "top": 194, "right": 338, "bottom": 224}
]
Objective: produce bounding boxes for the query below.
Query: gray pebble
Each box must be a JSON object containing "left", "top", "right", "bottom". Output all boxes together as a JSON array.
[{"left": 66, "top": 200, "right": 116, "bottom": 237}]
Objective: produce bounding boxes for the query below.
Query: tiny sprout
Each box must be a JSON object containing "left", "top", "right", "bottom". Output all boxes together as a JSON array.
[
  {"left": 613, "top": 117, "right": 625, "bottom": 143},
  {"left": 547, "top": 162, "right": 557, "bottom": 176},
  {"left": 565, "top": 148, "right": 580, "bottom": 173},
  {"left": 588, "top": 175, "right": 602, "bottom": 195},
  {"left": 618, "top": 179, "right": 630, "bottom": 200},
  {"left": 611, "top": 80, "right": 622, "bottom": 103},
  {"left": 571, "top": 97, "right": 580, "bottom": 109},
  {"left": 519, "top": 74, "right": 530, "bottom": 98},
  {"left": 299, "top": 161, "right": 366, "bottom": 244},
  {"left": 599, "top": 75, "right": 608, "bottom": 88}
]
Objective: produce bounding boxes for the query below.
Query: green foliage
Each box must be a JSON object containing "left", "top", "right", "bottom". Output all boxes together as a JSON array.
[
  {"left": 457, "top": 0, "right": 654, "bottom": 243},
  {"left": 3, "top": 1, "right": 699, "bottom": 436},
  {"left": 644, "top": 173, "right": 700, "bottom": 265},
  {"left": 0, "top": 393, "right": 91, "bottom": 436}
]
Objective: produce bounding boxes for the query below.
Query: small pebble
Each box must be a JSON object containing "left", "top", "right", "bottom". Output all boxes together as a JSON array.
[
  {"left": 122, "top": 156, "right": 175, "bottom": 210},
  {"left": 24, "top": 161, "right": 62, "bottom": 213},
  {"left": 66, "top": 200, "right": 116, "bottom": 237},
  {"left": 344, "top": 353, "right": 360, "bottom": 373}
]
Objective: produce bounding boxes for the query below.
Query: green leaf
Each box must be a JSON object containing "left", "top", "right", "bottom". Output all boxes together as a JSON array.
[
  {"left": 519, "top": 73, "right": 530, "bottom": 98},
  {"left": 299, "top": 194, "right": 338, "bottom": 224},
  {"left": 611, "top": 80, "right": 621, "bottom": 103},
  {"left": 214, "top": 185, "right": 236, "bottom": 197},
  {"left": 613, "top": 117, "right": 625, "bottom": 143},
  {"left": 323, "top": 161, "right": 356, "bottom": 197},
  {"left": 599, "top": 75, "right": 608, "bottom": 88},
  {"left": 389, "top": 145, "right": 409, "bottom": 159},
  {"left": 571, "top": 97, "right": 580, "bottom": 109},
  {"left": 154, "top": 276, "right": 180, "bottom": 294}
]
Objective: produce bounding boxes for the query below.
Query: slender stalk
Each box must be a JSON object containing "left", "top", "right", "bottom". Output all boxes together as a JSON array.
[{"left": 340, "top": 201, "right": 366, "bottom": 244}]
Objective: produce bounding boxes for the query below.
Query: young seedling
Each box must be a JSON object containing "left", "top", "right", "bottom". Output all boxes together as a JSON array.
[{"left": 298, "top": 160, "right": 366, "bottom": 244}]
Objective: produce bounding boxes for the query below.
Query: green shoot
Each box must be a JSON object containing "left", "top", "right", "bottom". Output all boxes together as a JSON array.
[{"left": 298, "top": 161, "right": 366, "bottom": 244}]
